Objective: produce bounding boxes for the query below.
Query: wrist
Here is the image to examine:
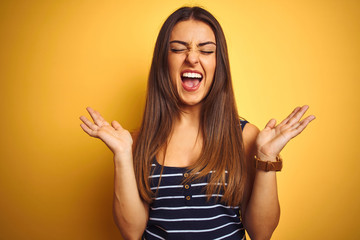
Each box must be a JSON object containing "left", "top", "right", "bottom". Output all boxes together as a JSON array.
[
  {"left": 113, "top": 153, "right": 133, "bottom": 167},
  {"left": 255, "top": 152, "right": 278, "bottom": 162},
  {"left": 254, "top": 154, "right": 283, "bottom": 172}
]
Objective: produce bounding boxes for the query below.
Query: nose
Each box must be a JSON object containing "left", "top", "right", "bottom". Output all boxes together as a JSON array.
[{"left": 185, "top": 49, "right": 199, "bottom": 65}]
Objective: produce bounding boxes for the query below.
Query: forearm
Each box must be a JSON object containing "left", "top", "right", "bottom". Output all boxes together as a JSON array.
[
  {"left": 112, "top": 155, "right": 148, "bottom": 239},
  {"left": 241, "top": 106, "right": 314, "bottom": 239},
  {"left": 244, "top": 170, "right": 280, "bottom": 240}
]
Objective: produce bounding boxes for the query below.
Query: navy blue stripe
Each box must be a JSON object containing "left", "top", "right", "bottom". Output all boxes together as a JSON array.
[{"left": 143, "top": 120, "right": 248, "bottom": 239}]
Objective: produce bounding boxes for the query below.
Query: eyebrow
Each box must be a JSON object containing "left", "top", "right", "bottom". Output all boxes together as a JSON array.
[{"left": 169, "top": 40, "right": 216, "bottom": 47}]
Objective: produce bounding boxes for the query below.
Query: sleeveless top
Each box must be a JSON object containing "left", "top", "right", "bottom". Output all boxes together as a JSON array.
[{"left": 143, "top": 120, "right": 248, "bottom": 240}]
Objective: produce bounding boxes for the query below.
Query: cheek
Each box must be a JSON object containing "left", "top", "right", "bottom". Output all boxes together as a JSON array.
[
  {"left": 204, "top": 60, "right": 216, "bottom": 88},
  {"left": 210, "top": 56, "right": 216, "bottom": 73},
  {"left": 167, "top": 57, "right": 176, "bottom": 82},
  {"left": 204, "top": 58, "right": 216, "bottom": 78},
  {"left": 168, "top": 57, "right": 183, "bottom": 89},
  {"left": 168, "top": 55, "right": 181, "bottom": 76}
]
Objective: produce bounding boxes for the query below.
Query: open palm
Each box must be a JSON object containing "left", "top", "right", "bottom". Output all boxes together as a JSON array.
[
  {"left": 256, "top": 105, "right": 316, "bottom": 161},
  {"left": 79, "top": 107, "right": 133, "bottom": 157}
]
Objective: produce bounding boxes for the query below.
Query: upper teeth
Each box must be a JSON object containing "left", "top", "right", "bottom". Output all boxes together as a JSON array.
[{"left": 182, "top": 72, "right": 202, "bottom": 79}]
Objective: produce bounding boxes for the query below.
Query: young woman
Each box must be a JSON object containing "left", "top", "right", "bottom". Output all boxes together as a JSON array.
[{"left": 80, "top": 6, "right": 315, "bottom": 240}]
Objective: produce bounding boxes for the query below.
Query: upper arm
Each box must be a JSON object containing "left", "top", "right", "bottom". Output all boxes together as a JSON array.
[
  {"left": 131, "top": 130, "right": 140, "bottom": 148},
  {"left": 143, "top": 200, "right": 150, "bottom": 219},
  {"left": 241, "top": 123, "right": 260, "bottom": 222}
]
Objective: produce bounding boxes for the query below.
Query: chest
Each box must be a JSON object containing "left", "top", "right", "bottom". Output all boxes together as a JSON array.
[
  {"left": 149, "top": 162, "right": 228, "bottom": 207},
  {"left": 156, "top": 127, "right": 203, "bottom": 167},
  {"left": 146, "top": 162, "right": 244, "bottom": 240}
]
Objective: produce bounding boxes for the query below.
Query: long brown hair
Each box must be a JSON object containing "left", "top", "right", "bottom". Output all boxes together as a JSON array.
[{"left": 133, "top": 6, "right": 247, "bottom": 207}]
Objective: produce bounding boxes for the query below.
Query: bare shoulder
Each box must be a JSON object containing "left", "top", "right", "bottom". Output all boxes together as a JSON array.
[
  {"left": 242, "top": 123, "right": 260, "bottom": 155},
  {"left": 130, "top": 129, "right": 140, "bottom": 152},
  {"left": 242, "top": 123, "right": 259, "bottom": 145},
  {"left": 131, "top": 129, "right": 140, "bottom": 142}
]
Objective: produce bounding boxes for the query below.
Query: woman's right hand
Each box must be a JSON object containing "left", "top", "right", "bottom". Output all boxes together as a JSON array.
[{"left": 80, "top": 107, "right": 133, "bottom": 160}]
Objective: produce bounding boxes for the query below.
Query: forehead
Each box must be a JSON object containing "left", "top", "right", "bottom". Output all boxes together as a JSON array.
[{"left": 170, "top": 20, "right": 216, "bottom": 43}]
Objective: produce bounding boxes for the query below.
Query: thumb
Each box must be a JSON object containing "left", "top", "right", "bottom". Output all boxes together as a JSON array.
[
  {"left": 264, "top": 119, "right": 277, "bottom": 130},
  {"left": 111, "top": 120, "right": 122, "bottom": 130}
]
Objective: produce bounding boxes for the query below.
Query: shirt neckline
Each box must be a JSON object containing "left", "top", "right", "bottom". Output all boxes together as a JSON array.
[{"left": 154, "top": 157, "right": 190, "bottom": 170}]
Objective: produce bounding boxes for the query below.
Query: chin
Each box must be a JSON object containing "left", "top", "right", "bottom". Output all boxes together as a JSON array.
[
  {"left": 176, "top": 85, "right": 207, "bottom": 108},
  {"left": 179, "top": 97, "right": 203, "bottom": 107}
]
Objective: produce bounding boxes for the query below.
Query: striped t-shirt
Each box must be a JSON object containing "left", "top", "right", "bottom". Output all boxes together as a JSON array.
[{"left": 143, "top": 120, "right": 248, "bottom": 240}]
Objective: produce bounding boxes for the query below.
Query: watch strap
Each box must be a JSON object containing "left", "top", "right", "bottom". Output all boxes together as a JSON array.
[{"left": 255, "top": 155, "right": 283, "bottom": 172}]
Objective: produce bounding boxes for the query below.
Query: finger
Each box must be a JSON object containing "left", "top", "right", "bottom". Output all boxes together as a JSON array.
[
  {"left": 264, "top": 119, "right": 277, "bottom": 130},
  {"left": 94, "top": 109, "right": 109, "bottom": 124},
  {"left": 80, "top": 123, "right": 97, "bottom": 137},
  {"left": 111, "top": 120, "right": 123, "bottom": 130},
  {"left": 286, "top": 105, "right": 310, "bottom": 127},
  {"left": 80, "top": 115, "right": 98, "bottom": 131},
  {"left": 86, "top": 107, "right": 108, "bottom": 126},
  {"left": 289, "top": 114, "right": 316, "bottom": 138},
  {"left": 291, "top": 122, "right": 301, "bottom": 130},
  {"left": 290, "top": 114, "right": 315, "bottom": 129},
  {"left": 278, "top": 106, "right": 301, "bottom": 127}
]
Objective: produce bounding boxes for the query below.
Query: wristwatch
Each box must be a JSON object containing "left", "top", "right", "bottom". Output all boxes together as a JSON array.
[{"left": 255, "top": 155, "right": 283, "bottom": 172}]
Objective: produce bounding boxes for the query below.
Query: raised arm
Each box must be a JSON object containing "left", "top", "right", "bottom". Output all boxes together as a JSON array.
[
  {"left": 80, "top": 107, "right": 148, "bottom": 240},
  {"left": 241, "top": 105, "right": 315, "bottom": 240}
]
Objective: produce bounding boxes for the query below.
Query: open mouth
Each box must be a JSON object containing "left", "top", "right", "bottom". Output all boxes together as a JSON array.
[{"left": 181, "top": 71, "right": 203, "bottom": 91}]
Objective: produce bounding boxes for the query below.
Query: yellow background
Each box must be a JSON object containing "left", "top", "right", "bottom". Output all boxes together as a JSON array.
[{"left": 0, "top": 0, "right": 359, "bottom": 239}]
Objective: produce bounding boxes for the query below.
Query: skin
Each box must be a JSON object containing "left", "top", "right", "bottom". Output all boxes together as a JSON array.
[
  {"left": 241, "top": 106, "right": 315, "bottom": 240},
  {"left": 80, "top": 20, "right": 316, "bottom": 240},
  {"left": 158, "top": 20, "right": 217, "bottom": 167},
  {"left": 80, "top": 108, "right": 148, "bottom": 240},
  {"left": 168, "top": 20, "right": 216, "bottom": 108}
]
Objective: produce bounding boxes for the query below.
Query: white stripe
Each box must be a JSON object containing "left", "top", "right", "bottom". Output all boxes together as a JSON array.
[
  {"left": 191, "top": 183, "right": 208, "bottom": 187},
  {"left": 149, "top": 173, "right": 184, "bottom": 178},
  {"left": 149, "top": 170, "right": 228, "bottom": 178},
  {"left": 149, "top": 213, "right": 238, "bottom": 222},
  {"left": 208, "top": 170, "right": 228, "bottom": 174},
  {"left": 145, "top": 229, "right": 165, "bottom": 240},
  {"left": 213, "top": 228, "right": 243, "bottom": 240},
  {"left": 191, "top": 183, "right": 227, "bottom": 187},
  {"left": 149, "top": 169, "right": 228, "bottom": 174},
  {"left": 150, "top": 185, "right": 183, "bottom": 190},
  {"left": 154, "top": 195, "right": 185, "bottom": 200},
  {"left": 192, "top": 194, "right": 223, "bottom": 198},
  {"left": 151, "top": 204, "right": 239, "bottom": 211},
  {"left": 167, "top": 221, "right": 240, "bottom": 233},
  {"left": 151, "top": 164, "right": 156, "bottom": 167}
]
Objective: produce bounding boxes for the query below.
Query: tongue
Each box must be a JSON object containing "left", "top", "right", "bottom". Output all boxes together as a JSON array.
[{"left": 183, "top": 78, "right": 200, "bottom": 88}]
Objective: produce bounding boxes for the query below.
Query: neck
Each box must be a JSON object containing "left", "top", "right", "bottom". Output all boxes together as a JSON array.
[
  {"left": 175, "top": 103, "right": 202, "bottom": 127},
  {"left": 157, "top": 103, "right": 203, "bottom": 167}
]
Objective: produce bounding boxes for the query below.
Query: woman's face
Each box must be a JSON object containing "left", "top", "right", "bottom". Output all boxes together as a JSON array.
[{"left": 168, "top": 20, "right": 216, "bottom": 107}]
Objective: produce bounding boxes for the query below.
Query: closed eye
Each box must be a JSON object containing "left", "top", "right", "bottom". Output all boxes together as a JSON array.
[
  {"left": 200, "top": 50, "right": 215, "bottom": 54},
  {"left": 170, "top": 48, "right": 186, "bottom": 53}
]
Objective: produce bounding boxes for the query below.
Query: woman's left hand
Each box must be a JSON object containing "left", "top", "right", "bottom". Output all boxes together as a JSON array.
[{"left": 255, "top": 105, "right": 316, "bottom": 161}]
